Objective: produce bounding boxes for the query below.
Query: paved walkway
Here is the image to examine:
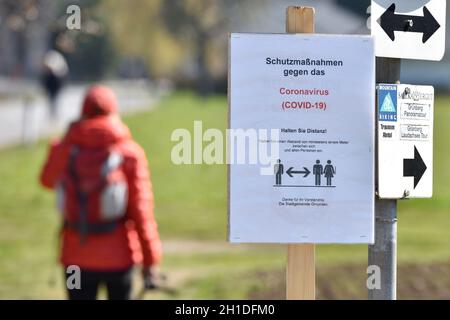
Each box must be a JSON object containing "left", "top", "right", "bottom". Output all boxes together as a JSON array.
[{"left": 0, "top": 80, "right": 161, "bottom": 149}]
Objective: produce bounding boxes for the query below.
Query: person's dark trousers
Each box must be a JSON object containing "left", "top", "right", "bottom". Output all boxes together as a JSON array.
[
  {"left": 276, "top": 174, "right": 282, "bottom": 185},
  {"left": 65, "top": 268, "right": 133, "bottom": 300},
  {"left": 315, "top": 175, "right": 321, "bottom": 186}
]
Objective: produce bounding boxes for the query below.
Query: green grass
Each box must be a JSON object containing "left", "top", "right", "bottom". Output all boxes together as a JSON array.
[
  {"left": 0, "top": 92, "right": 449, "bottom": 299},
  {"left": 125, "top": 93, "right": 227, "bottom": 239}
]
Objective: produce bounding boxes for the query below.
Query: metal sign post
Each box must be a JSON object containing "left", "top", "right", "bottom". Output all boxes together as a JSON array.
[{"left": 369, "top": 57, "right": 401, "bottom": 300}]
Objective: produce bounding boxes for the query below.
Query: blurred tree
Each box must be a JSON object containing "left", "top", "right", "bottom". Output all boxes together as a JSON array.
[
  {"left": 103, "top": 0, "right": 182, "bottom": 81},
  {"left": 58, "top": 0, "right": 117, "bottom": 80},
  {"left": 160, "top": 0, "right": 231, "bottom": 94},
  {"left": 0, "top": 0, "right": 44, "bottom": 77},
  {"left": 104, "top": 0, "right": 261, "bottom": 94},
  {"left": 0, "top": 0, "right": 117, "bottom": 80}
]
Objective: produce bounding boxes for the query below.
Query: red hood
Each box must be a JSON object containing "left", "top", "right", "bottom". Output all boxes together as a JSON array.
[
  {"left": 64, "top": 115, "right": 131, "bottom": 147},
  {"left": 82, "top": 85, "right": 118, "bottom": 118}
]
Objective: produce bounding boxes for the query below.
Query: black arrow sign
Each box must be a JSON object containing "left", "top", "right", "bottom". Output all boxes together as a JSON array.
[
  {"left": 403, "top": 146, "right": 427, "bottom": 189},
  {"left": 287, "top": 167, "right": 311, "bottom": 178},
  {"left": 378, "top": 4, "right": 440, "bottom": 43}
]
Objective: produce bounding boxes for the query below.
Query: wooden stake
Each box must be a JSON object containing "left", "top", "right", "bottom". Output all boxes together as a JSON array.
[
  {"left": 286, "top": 6, "right": 315, "bottom": 34},
  {"left": 285, "top": 6, "right": 316, "bottom": 301}
]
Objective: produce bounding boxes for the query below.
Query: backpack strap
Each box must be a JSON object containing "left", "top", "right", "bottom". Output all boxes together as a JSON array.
[{"left": 67, "top": 146, "right": 89, "bottom": 245}]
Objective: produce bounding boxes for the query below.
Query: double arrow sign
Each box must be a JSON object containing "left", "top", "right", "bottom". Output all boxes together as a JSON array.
[
  {"left": 286, "top": 167, "right": 310, "bottom": 178},
  {"left": 378, "top": 3, "right": 441, "bottom": 43}
]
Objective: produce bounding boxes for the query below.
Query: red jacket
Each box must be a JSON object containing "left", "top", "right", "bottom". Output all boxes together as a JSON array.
[{"left": 40, "top": 86, "right": 162, "bottom": 271}]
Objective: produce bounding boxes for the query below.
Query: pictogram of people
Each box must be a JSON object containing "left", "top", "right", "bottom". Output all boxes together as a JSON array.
[
  {"left": 313, "top": 160, "right": 323, "bottom": 186},
  {"left": 324, "top": 160, "right": 336, "bottom": 186},
  {"left": 274, "top": 159, "right": 284, "bottom": 186}
]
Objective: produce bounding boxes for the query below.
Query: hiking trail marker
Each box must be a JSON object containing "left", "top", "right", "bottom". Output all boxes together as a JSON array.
[
  {"left": 377, "top": 84, "right": 434, "bottom": 199},
  {"left": 371, "top": 0, "right": 446, "bottom": 60}
]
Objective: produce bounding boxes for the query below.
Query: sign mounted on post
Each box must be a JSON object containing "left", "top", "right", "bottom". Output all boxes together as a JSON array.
[
  {"left": 371, "top": 0, "right": 446, "bottom": 61},
  {"left": 377, "top": 84, "right": 434, "bottom": 199},
  {"left": 228, "top": 33, "right": 375, "bottom": 244}
]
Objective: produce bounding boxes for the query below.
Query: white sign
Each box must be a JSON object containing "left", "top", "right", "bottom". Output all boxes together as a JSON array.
[
  {"left": 371, "top": 0, "right": 446, "bottom": 61},
  {"left": 377, "top": 84, "right": 434, "bottom": 199},
  {"left": 228, "top": 34, "right": 375, "bottom": 244}
]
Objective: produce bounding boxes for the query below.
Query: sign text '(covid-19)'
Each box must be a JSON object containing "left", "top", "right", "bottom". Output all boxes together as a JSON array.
[{"left": 279, "top": 87, "right": 329, "bottom": 111}]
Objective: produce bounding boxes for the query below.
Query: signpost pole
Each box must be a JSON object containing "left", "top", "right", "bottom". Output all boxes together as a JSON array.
[
  {"left": 285, "top": 6, "right": 316, "bottom": 301},
  {"left": 369, "top": 57, "right": 401, "bottom": 300}
]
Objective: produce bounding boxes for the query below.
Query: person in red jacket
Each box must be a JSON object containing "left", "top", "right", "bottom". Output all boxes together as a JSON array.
[{"left": 40, "top": 85, "right": 162, "bottom": 300}]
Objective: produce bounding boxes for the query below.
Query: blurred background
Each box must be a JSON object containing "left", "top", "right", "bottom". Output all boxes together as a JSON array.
[{"left": 0, "top": 0, "right": 449, "bottom": 299}]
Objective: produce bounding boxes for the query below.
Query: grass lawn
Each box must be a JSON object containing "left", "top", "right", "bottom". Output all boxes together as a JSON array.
[{"left": 0, "top": 92, "right": 449, "bottom": 299}]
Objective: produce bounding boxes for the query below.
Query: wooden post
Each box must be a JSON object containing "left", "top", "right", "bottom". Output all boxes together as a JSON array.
[
  {"left": 285, "top": 6, "right": 316, "bottom": 301},
  {"left": 286, "top": 6, "right": 315, "bottom": 34}
]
